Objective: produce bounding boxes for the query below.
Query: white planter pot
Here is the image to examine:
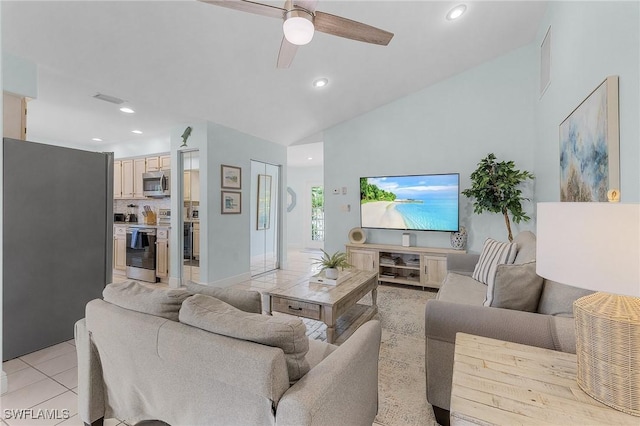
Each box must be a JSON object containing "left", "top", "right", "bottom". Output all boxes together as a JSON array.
[{"left": 325, "top": 268, "right": 339, "bottom": 279}]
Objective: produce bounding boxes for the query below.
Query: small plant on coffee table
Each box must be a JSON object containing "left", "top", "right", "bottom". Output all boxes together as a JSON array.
[{"left": 313, "top": 250, "right": 351, "bottom": 279}]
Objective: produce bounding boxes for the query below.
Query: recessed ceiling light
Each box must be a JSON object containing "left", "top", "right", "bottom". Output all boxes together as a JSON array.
[
  {"left": 446, "top": 4, "right": 467, "bottom": 21},
  {"left": 307, "top": 157, "right": 313, "bottom": 160},
  {"left": 119, "top": 106, "right": 135, "bottom": 114},
  {"left": 313, "top": 78, "right": 328, "bottom": 88},
  {"left": 131, "top": 130, "right": 143, "bottom": 134},
  {"left": 92, "top": 138, "right": 103, "bottom": 142}
]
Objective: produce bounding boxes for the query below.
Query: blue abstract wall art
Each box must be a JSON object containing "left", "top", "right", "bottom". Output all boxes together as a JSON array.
[{"left": 559, "top": 76, "right": 619, "bottom": 202}]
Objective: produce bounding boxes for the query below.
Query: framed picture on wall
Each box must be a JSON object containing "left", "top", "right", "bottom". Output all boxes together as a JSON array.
[
  {"left": 559, "top": 76, "right": 620, "bottom": 201},
  {"left": 257, "top": 174, "right": 272, "bottom": 230},
  {"left": 221, "top": 191, "right": 241, "bottom": 214},
  {"left": 221, "top": 164, "right": 242, "bottom": 189}
]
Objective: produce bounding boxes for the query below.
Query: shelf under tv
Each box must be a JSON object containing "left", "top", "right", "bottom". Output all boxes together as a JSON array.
[{"left": 346, "top": 243, "right": 466, "bottom": 289}]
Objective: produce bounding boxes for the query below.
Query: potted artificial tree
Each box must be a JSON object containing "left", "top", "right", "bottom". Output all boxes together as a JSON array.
[
  {"left": 462, "top": 153, "right": 535, "bottom": 242},
  {"left": 314, "top": 250, "right": 351, "bottom": 279}
]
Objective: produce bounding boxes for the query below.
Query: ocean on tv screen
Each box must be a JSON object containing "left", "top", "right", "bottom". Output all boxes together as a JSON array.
[{"left": 360, "top": 174, "right": 459, "bottom": 231}]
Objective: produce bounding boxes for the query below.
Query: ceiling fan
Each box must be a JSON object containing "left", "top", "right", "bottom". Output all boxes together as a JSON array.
[{"left": 199, "top": 0, "right": 394, "bottom": 68}]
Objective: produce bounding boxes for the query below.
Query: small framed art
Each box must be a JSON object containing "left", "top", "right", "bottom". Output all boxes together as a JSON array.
[
  {"left": 221, "top": 164, "right": 241, "bottom": 189},
  {"left": 221, "top": 191, "right": 241, "bottom": 214}
]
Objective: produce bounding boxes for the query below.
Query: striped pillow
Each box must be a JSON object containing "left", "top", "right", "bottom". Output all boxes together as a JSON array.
[{"left": 472, "top": 238, "right": 518, "bottom": 291}]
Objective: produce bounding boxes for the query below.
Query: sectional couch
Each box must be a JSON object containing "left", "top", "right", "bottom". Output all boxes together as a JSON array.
[
  {"left": 75, "top": 281, "right": 382, "bottom": 426},
  {"left": 424, "top": 231, "right": 593, "bottom": 425}
]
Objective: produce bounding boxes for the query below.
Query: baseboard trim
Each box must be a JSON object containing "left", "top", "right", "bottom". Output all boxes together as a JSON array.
[{"left": 210, "top": 272, "right": 252, "bottom": 287}]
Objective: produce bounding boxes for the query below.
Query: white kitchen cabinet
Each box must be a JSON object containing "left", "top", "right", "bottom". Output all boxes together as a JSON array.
[
  {"left": 156, "top": 228, "right": 169, "bottom": 279},
  {"left": 3, "top": 92, "right": 27, "bottom": 140},
  {"left": 146, "top": 155, "right": 170, "bottom": 172},
  {"left": 133, "top": 158, "right": 146, "bottom": 198},
  {"left": 113, "top": 225, "right": 127, "bottom": 271},
  {"left": 159, "top": 155, "right": 171, "bottom": 171},
  {"left": 193, "top": 222, "right": 200, "bottom": 260},
  {"left": 113, "top": 160, "right": 122, "bottom": 199},
  {"left": 121, "top": 160, "right": 134, "bottom": 198},
  {"left": 119, "top": 158, "right": 146, "bottom": 199}
]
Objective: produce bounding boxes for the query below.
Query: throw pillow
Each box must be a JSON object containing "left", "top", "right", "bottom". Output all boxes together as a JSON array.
[
  {"left": 103, "top": 281, "right": 191, "bottom": 321},
  {"left": 185, "top": 281, "right": 262, "bottom": 313},
  {"left": 179, "top": 294, "right": 310, "bottom": 382},
  {"left": 472, "top": 238, "right": 518, "bottom": 287},
  {"left": 484, "top": 261, "right": 544, "bottom": 311}
]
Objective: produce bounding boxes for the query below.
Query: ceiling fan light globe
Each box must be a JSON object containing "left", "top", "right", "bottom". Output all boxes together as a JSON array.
[{"left": 283, "top": 15, "right": 314, "bottom": 45}]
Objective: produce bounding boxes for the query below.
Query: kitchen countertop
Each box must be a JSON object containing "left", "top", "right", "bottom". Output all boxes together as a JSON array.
[{"left": 114, "top": 222, "right": 171, "bottom": 229}]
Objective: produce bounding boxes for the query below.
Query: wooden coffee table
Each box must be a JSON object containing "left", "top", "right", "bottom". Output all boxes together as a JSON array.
[{"left": 262, "top": 269, "right": 378, "bottom": 344}]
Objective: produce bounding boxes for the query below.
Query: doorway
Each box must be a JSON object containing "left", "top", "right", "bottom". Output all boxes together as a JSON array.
[
  {"left": 250, "top": 160, "right": 280, "bottom": 276},
  {"left": 305, "top": 183, "right": 325, "bottom": 250},
  {"left": 181, "top": 149, "right": 200, "bottom": 284}
]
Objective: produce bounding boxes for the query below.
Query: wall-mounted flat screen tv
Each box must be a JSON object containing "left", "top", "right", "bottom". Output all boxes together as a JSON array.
[{"left": 360, "top": 173, "right": 459, "bottom": 232}]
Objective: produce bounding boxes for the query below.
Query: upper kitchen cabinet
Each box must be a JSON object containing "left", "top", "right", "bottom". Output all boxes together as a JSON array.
[
  {"left": 114, "top": 153, "right": 171, "bottom": 200},
  {"left": 184, "top": 170, "right": 200, "bottom": 201},
  {"left": 114, "top": 160, "right": 122, "bottom": 198},
  {"left": 133, "top": 158, "right": 145, "bottom": 198},
  {"left": 3, "top": 92, "right": 27, "bottom": 140},
  {"left": 121, "top": 159, "right": 134, "bottom": 198},
  {"left": 146, "top": 155, "right": 170, "bottom": 172},
  {"left": 116, "top": 158, "right": 145, "bottom": 199}
]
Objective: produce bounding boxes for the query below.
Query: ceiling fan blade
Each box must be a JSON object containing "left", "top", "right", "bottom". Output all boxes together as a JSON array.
[
  {"left": 314, "top": 11, "right": 394, "bottom": 46},
  {"left": 277, "top": 37, "right": 298, "bottom": 69},
  {"left": 198, "top": 0, "right": 285, "bottom": 19}
]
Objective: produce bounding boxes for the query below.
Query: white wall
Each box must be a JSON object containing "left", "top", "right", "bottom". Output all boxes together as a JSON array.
[
  {"left": 286, "top": 165, "right": 323, "bottom": 249},
  {"left": 534, "top": 1, "right": 640, "bottom": 203},
  {"left": 204, "top": 122, "right": 287, "bottom": 285},
  {"left": 323, "top": 1, "right": 640, "bottom": 255},
  {"left": 2, "top": 52, "right": 37, "bottom": 98},
  {"left": 324, "top": 44, "right": 538, "bottom": 254}
]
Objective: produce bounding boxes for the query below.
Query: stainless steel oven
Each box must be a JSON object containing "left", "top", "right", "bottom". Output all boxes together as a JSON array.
[{"left": 126, "top": 228, "right": 158, "bottom": 282}]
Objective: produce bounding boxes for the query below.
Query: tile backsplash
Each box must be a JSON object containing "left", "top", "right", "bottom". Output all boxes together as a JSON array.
[{"left": 114, "top": 198, "right": 171, "bottom": 222}]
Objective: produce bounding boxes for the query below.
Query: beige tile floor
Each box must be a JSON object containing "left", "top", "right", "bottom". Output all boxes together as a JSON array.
[{"left": 1, "top": 249, "right": 324, "bottom": 426}]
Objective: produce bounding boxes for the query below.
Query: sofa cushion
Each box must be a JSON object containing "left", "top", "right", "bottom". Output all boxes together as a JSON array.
[
  {"left": 485, "top": 261, "right": 544, "bottom": 311},
  {"left": 472, "top": 238, "right": 518, "bottom": 287},
  {"left": 179, "top": 294, "right": 310, "bottom": 382},
  {"left": 102, "top": 281, "right": 191, "bottom": 321},
  {"left": 537, "top": 280, "right": 594, "bottom": 316},
  {"left": 512, "top": 231, "right": 537, "bottom": 264},
  {"left": 185, "top": 281, "right": 262, "bottom": 313},
  {"left": 437, "top": 273, "right": 487, "bottom": 306}
]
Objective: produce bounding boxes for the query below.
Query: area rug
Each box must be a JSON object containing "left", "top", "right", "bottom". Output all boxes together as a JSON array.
[{"left": 300, "top": 284, "right": 438, "bottom": 426}]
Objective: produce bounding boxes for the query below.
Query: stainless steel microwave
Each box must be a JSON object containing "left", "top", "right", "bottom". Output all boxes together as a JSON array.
[{"left": 143, "top": 171, "right": 170, "bottom": 198}]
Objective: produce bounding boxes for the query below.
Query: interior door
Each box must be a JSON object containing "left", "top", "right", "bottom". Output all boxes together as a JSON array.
[
  {"left": 3, "top": 138, "right": 111, "bottom": 360},
  {"left": 250, "top": 160, "right": 280, "bottom": 276}
]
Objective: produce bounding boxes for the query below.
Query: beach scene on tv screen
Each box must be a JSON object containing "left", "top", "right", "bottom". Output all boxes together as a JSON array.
[{"left": 360, "top": 174, "right": 459, "bottom": 231}]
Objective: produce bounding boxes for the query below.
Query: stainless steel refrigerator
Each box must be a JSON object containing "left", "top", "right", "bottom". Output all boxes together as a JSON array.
[{"left": 3, "top": 138, "right": 113, "bottom": 361}]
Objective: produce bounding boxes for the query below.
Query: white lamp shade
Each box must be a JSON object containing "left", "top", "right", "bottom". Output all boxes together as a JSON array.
[
  {"left": 283, "top": 16, "right": 314, "bottom": 45},
  {"left": 536, "top": 202, "right": 640, "bottom": 296}
]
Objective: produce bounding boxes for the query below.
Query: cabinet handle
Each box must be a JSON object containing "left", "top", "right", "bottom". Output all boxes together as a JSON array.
[{"left": 288, "top": 306, "right": 303, "bottom": 311}]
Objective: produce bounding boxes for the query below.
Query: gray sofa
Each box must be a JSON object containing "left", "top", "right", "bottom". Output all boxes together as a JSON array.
[
  {"left": 424, "top": 231, "right": 592, "bottom": 425},
  {"left": 76, "top": 281, "right": 382, "bottom": 426}
]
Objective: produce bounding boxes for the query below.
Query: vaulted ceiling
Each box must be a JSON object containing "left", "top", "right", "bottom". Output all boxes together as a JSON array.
[{"left": 2, "top": 1, "right": 547, "bottom": 149}]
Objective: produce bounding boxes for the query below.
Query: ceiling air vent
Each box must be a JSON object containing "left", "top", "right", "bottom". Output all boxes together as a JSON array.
[{"left": 93, "top": 93, "right": 124, "bottom": 105}]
